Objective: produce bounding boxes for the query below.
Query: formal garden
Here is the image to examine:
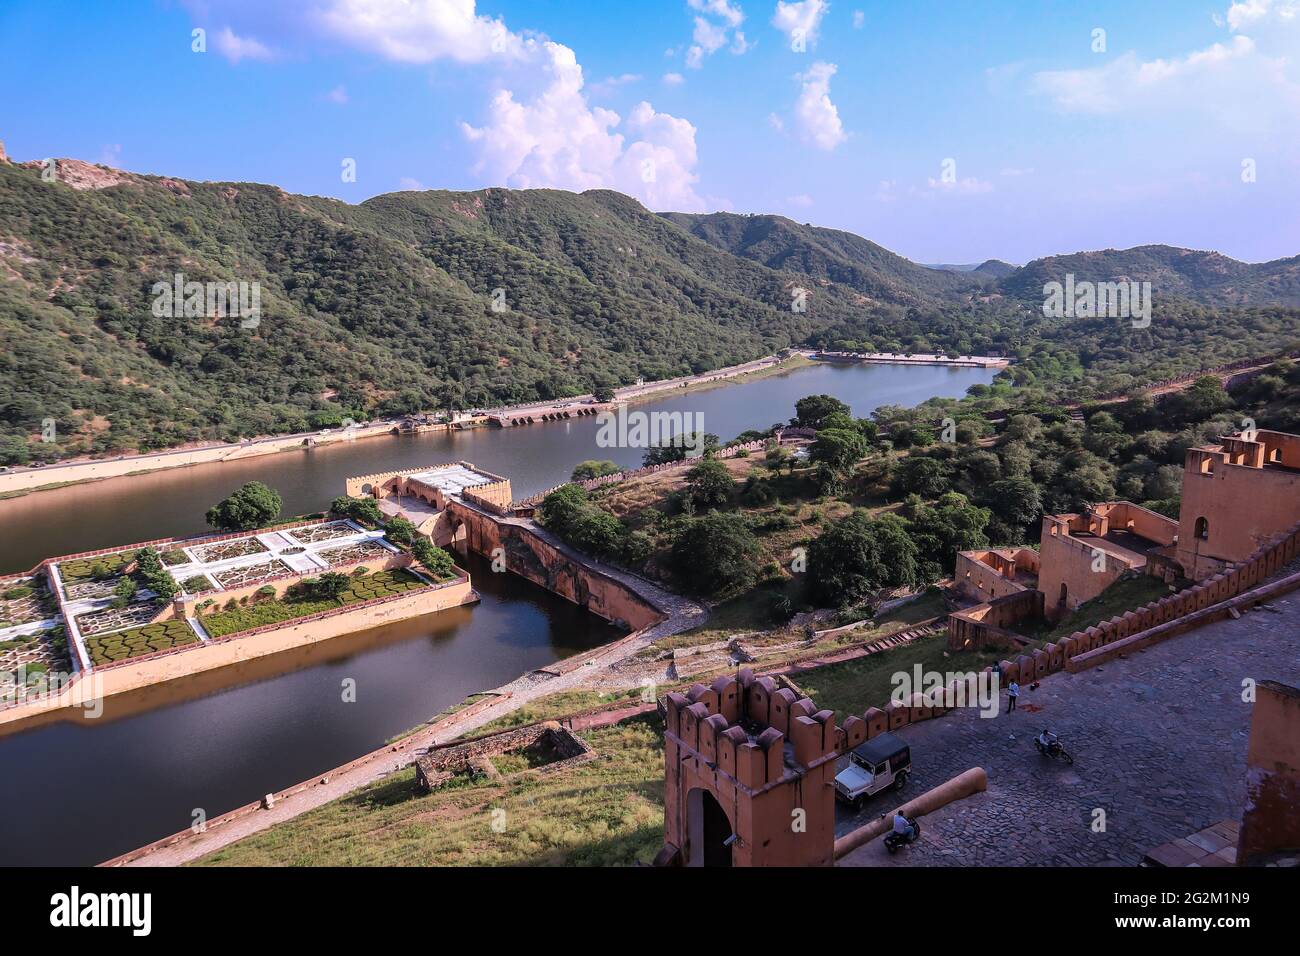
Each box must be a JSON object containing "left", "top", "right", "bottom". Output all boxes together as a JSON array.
[
  {"left": 82, "top": 619, "right": 201, "bottom": 667},
  {"left": 0, "top": 578, "right": 57, "bottom": 628},
  {"left": 199, "top": 568, "right": 433, "bottom": 639},
  {"left": 0, "top": 624, "right": 73, "bottom": 694}
]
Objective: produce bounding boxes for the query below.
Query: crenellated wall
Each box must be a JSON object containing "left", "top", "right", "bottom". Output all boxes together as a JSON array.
[
  {"left": 1178, "top": 431, "right": 1300, "bottom": 581},
  {"left": 659, "top": 670, "right": 839, "bottom": 867}
]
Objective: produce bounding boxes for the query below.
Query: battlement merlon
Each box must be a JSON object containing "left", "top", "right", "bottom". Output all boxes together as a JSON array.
[{"left": 663, "top": 670, "right": 838, "bottom": 789}]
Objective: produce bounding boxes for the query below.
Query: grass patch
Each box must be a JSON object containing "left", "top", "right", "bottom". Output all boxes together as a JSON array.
[
  {"left": 1029, "top": 574, "right": 1173, "bottom": 642},
  {"left": 193, "top": 718, "right": 667, "bottom": 867},
  {"left": 795, "top": 632, "right": 1004, "bottom": 722},
  {"left": 471, "top": 688, "right": 645, "bottom": 736},
  {"left": 201, "top": 569, "right": 429, "bottom": 638},
  {"left": 83, "top": 618, "right": 199, "bottom": 666}
]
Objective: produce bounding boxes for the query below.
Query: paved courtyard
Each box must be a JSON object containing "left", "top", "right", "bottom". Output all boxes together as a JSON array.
[{"left": 838, "top": 593, "right": 1300, "bottom": 866}]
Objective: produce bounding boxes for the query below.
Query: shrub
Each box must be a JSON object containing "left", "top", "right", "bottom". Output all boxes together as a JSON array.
[
  {"left": 2, "top": 586, "right": 33, "bottom": 601},
  {"left": 384, "top": 517, "right": 417, "bottom": 548}
]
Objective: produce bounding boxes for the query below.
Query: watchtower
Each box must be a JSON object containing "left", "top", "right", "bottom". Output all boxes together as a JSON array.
[{"left": 657, "top": 669, "right": 839, "bottom": 867}]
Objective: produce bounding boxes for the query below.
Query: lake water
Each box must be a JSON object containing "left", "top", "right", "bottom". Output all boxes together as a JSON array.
[{"left": 0, "top": 360, "right": 995, "bottom": 865}]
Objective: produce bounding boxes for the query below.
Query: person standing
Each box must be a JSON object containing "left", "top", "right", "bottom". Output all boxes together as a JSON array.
[{"left": 1007, "top": 680, "right": 1020, "bottom": 714}]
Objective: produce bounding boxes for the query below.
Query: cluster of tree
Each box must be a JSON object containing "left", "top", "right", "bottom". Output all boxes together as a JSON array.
[
  {"left": 329, "top": 495, "right": 383, "bottom": 525},
  {"left": 410, "top": 537, "right": 457, "bottom": 579},
  {"left": 570, "top": 460, "right": 622, "bottom": 481},
  {"left": 129, "top": 547, "right": 178, "bottom": 603},
  {"left": 538, "top": 485, "right": 652, "bottom": 567},
  {"left": 206, "top": 481, "right": 282, "bottom": 531}
]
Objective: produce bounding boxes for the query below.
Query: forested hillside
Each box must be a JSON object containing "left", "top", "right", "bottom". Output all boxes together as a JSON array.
[{"left": 1, "top": 151, "right": 1298, "bottom": 464}]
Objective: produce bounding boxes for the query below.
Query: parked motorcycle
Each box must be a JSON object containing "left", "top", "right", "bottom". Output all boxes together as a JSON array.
[
  {"left": 1034, "top": 730, "right": 1074, "bottom": 765},
  {"left": 883, "top": 816, "right": 921, "bottom": 854}
]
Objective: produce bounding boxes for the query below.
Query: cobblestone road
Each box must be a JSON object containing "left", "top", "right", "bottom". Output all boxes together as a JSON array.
[{"left": 837, "top": 595, "right": 1300, "bottom": 866}]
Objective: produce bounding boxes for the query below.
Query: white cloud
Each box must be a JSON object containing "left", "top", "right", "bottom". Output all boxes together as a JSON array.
[
  {"left": 325, "top": 84, "right": 349, "bottom": 104},
  {"left": 926, "top": 176, "right": 993, "bottom": 195},
  {"left": 461, "top": 43, "right": 704, "bottom": 210},
  {"left": 690, "top": 0, "right": 744, "bottom": 27},
  {"left": 314, "top": 0, "right": 525, "bottom": 64},
  {"left": 1024, "top": 36, "right": 1258, "bottom": 113},
  {"left": 772, "top": 0, "right": 829, "bottom": 50},
  {"left": 684, "top": 0, "right": 750, "bottom": 68},
  {"left": 98, "top": 144, "right": 122, "bottom": 166},
  {"left": 1032, "top": 4, "right": 1300, "bottom": 126},
  {"left": 212, "top": 26, "right": 274, "bottom": 63},
  {"left": 589, "top": 73, "right": 643, "bottom": 97},
  {"left": 793, "top": 60, "right": 847, "bottom": 150},
  {"left": 1225, "top": 0, "right": 1299, "bottom": 30},
  {"left": 852, "top": 9, "right": 864, "bottom": 29},
  {"left": 663, "top": 72, "right": 686, "bottom": 85},
  {"left": 785, "top": 193, "right": 813, "bottom": 207},
  {"left": 184, "top": 1, "right": 706, "bottom": 209},
  {"left": 398, "top": 177, "right": 426, "bottom": 190}
]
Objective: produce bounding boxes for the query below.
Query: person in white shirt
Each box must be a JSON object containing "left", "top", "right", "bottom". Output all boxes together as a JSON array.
[
  {"left": 893, "top": 811, "right": 915, "bottom": 840},
  {"left": 1007, "top": 680, "right": 1020, "bottom": 713}
]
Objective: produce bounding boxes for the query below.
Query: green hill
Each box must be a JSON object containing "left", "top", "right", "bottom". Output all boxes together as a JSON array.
[{"left": 2, "top": 151, "right": 1299, "bottom": 465}]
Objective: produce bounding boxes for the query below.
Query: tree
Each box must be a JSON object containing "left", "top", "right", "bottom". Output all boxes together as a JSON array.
[
  {"left": 904, "top": 492, "right": 990, "bottom": 581},
  {"left": 384, "top": 516, "right": 417, "bottom": 547},
  {"left": 0, "top": 435, "right": 30, "bottom": 466},
  {"left": 670, "top": 513, "right": 762, "bottom": 596},
  {"left": 571, "top": 459, "right": 621, "bottom": 481},
  {"left": 309, "top": 572, "right": 350, "bottom": 600},
  {"left": 685, "top": 458, "right": 735, "bottom": 510},
  {"left": 206, "top": 481, "right": 283, "bottom": 531},
  {"left": 764, "top": 441, "right": 790, "bottom": 473},
  {"left": 330, "top": 495, "right": 383, "bottom": 525},
  {"left": 593, "top": 385, "right": 616, "bottom": 403},
  {"left": 984, "top": 477, "right": 1043, "bottom": 528},
  {"left": 806, "top": 511, "right": 918, "bottom": 607},
  {"left": 809, "top": 428, "right": 869, "bottom": 476},
  {"left": 894, "top": 455, "right": 951, "bottom": 498},
  {"left": 793, "top": 394, "right": 851, "bottom": 429},
  {"left": 643, "top": 431, "right": 720, "bottom": 466},
  {"left": 411, "top": 537, "right": 456, "bottom": 578}
]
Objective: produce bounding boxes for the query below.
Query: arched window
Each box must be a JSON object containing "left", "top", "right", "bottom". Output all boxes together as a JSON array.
[
  {"left": 1194, "top": 516, "right": 1209, "bottom": 540},
  {"left": 1058, "top": 582, "right": 1068, "bottom": 605}
]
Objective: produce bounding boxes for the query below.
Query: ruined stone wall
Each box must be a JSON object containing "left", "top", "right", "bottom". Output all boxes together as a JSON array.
[{"left": 954, "top": 548, "right": 1038, "bottom": 603}]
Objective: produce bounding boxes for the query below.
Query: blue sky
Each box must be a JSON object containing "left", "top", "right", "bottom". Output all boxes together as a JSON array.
[{"left": 2, "top": 0, "right": 1298, "bottom": 263}]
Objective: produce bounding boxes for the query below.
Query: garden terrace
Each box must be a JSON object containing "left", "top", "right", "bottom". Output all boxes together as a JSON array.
[
  {"left": 199, "top": 568, "right": 435, "bottom": 639},
  {"left": 157, "top": 520, "right": 398, "bottom": 597},
  {"left": 286, "top": 522, "right": 364, "bottom": 545},
  {"left": 83, "top": 619, "right": 200, "bottom": 667},
  {"left": 0, "top": 579, "right": 56, "bottom": 628},
  {"left": 74, "top": 601, "right": 160, "bottom": 637},
  {"left": 190, "top": 537, "right": 269, "bottom": 563},
  {"left": 316, "top": 539, "right": 391, "bottom": 567},
  {"left": 212, "top": 558, "right": 296, "bottom": 590},
  {"left": 56, "top": 549, "right": 139, "bottom": 591},
  {"left": 0, "top": 625, "right": 72, "bottom": 697}
]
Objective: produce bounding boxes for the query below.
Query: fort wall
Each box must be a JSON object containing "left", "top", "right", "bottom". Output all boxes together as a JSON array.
[{"left": 1178, "top": 431, "right": 1300, "bottom": 580}]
